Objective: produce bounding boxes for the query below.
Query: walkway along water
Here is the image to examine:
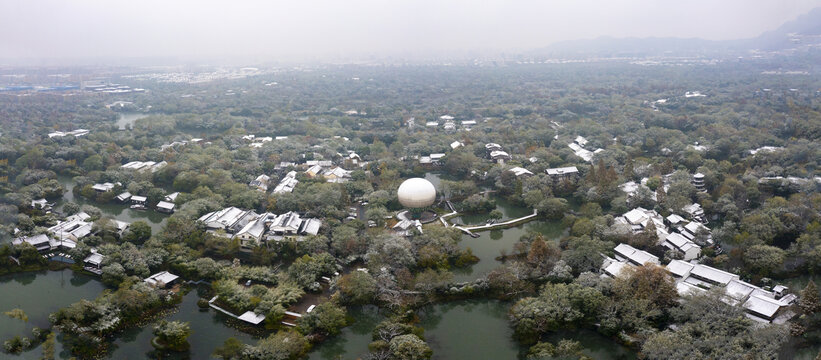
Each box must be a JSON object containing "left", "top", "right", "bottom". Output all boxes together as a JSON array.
[{"left": 449, "top": 209, "right": 539, "bottom": 236}]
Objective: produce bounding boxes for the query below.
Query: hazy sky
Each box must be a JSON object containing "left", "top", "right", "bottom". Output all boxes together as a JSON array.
[{"left": 2, "top": 0, "right": 820, "bottom": 63}]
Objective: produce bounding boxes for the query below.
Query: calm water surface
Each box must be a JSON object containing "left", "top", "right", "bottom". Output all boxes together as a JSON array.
[
  {"left": 0, "top": 270, "right": 105, "bottom": 359},
  {"left": 107, "top": 289, "right": 258, "bottom": 359}
]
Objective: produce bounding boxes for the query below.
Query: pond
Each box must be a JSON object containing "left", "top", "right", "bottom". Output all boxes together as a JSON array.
[
  {"left": 0, "top": 270, "right": 106, "bottom": 359},
  {"left": 417, "top": 300, "right": 635, "bottom": 360},
  {"left": 452, "top": 219, "right": 567, "bottom": 282},
  {"left": 107, "top": 289, "right": 258, "bottom": 359},
  {"left": 57, "top": 175, "right": 169, "bottom": 234},
  {"left": 450, "top": 194, "right": 532, "bottom": 225},
  {"left": 423, "top": 173, "right": 571, "bottom": 282},
  {"left": 447, "top": 193, "right": 568, "bottom": 282},
  {"left": 308, "top": 305, "right": 385, "bottom": 360},
  {"left": 116, "top": 112, "right": 149, "bottom": 131}
]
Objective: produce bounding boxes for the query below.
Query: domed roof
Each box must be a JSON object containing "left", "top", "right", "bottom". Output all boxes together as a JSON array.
[{"left": 397, "top": 178, "right": 436, "bottom": 208}]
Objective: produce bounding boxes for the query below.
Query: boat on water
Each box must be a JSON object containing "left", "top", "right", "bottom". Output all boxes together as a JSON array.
[{"left": 130, "top": 204, "right": 147, "bottom": 210}]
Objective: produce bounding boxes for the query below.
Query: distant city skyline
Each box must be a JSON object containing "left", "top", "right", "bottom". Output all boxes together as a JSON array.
[{"left": 1, "top": 0, "right": 820, "bottom": 64}]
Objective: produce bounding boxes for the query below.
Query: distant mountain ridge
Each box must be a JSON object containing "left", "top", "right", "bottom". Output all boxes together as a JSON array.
[{"left": 531, "top": 7, "right": 821, "bottom": 57}]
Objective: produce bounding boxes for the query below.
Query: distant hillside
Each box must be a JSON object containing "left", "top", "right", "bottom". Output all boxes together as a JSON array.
[
  {"left": 743, "top": 7, "right": 821, "bottom": 50},
  {"left": 531, "top": 7, "right": 821, "bottom": 57}
]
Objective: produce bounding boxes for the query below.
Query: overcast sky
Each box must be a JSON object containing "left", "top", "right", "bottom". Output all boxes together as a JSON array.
[{"left": 1, "top": 0, "right": 820, "bottom": 63}]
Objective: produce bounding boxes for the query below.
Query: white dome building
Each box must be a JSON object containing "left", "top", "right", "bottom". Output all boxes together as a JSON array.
[{"left": 397, "top": 178, "right": 436, "bottom": 208}]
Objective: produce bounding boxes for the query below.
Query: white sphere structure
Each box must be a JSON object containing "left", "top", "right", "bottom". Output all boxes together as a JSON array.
[{"left": 397, "top": 178, "right": 436, "bottom": 208}]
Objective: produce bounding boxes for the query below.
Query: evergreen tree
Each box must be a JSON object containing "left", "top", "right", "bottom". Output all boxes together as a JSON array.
[
  {"left": 800, "top": 280, "right": 821, "bottom": 314},
  {"left": 624, "top": 155, "right": 634, "bottom": 181}
]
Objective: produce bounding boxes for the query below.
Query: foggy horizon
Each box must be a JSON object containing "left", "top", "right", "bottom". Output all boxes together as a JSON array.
[{"left": 2, "top": 0, "right": 821, "bottom": 65}]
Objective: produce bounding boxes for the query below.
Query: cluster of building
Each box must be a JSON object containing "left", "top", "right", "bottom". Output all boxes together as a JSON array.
[
  {"left": 159, "top": 138, "right": 204, "bottom": 151},
  {"left": 485, "top": 143, "right": 510, "bottom": 163},
  {"left": 620, "top": 172, "right": 706, "bottom": 203},
  {"left": 31, "top": 198, "right": 54, "bottom": 213},
  {"left": 14, "top": 212, "right": 131, "bottom": 256},
  {"left": 198, "top": 207, "right": 322, "bottom": 248},
  {"left": 249, "top": 175, "right": 271, "bottom": 192},
  {"left": 121, "top": 161, "right": 168, "bottom": 173},
  {"left": 47, "top": 129, "right": 89, "bottom": 139},
  {"left": 114, "top": 191, "right": 176, "bottom": 213},
  {"left": 304, "top": 164, "right": 352, "bottom": 183},
  {"left": 123, "top": 68, "right": 270, "bottom": 84},
  {"left": 421, "top": 115, "right": 477, "bottom": 132},
  {"left": 393, "top": 218, "right": 423, "bottom": 236},
  {"left": 614, "top": 207, "right": 711, "bottom": 261},
  {"left": 419, "top": 153, "right": 446, "bottom": 165},
  {"left": 243, "top": 134, "right": 288, "bottom": 148},
  {"left": 601, "top": 243, "right": 795, "bottom": 324},
  {"left": 545, "top": 166, "right": 579, "bottom": 181},
  {"left": 567, "top": 136, "right": 603, "bottom": 162},
  {"left": 83, "top": 81, "right": 144, "bottom": 94},
  {"left": 749, "top": 146, "right": 784, "bottom": 156},
  {"left": 91, "top": 182, "right": 120, "bottom": 193},
  {"left": 273, "top": 171, "right": 299, "bottom": 194}
]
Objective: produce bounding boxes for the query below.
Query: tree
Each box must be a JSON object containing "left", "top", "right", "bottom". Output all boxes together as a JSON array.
[
  {"left": 388, "top": 334, "right": 432, "bottom": 360},
  {"left": 623, "top": 155, "right": 634, "bottom": 181},
  {"left": 538, "top": 198, "right": 567, "bottom": 220},
  {"left": 82, "top": 155, "right": 104, "bottom": 172},
  {"left": 744, "top": 244, "right": 785, "bottom": 276},
  {"left": 642, "top": 291, "right": 788, "bottom": 359},
  {"left": 152, "top": 320, "right": 191, "bottom": 351},
  {"left": 510, "top": 282, "right": 606, "bottom": 343},
  {"left": 561, "top": 236, "right": 610, "bottom": 274},
  {"left": 800, "top": 280, "right": 821, "bottom": 315},
  {"left": 242, "top": 331, "right": 309, "bottom": 360},
  {"left": 297, "top": 302, "right": 347, "bottom": 336},
  {"left": 63, "top": 201, "right": 80, "bottom": 215},
  {"left": 366, "top": 206, "right": 390, "bottom": 227},
  {"left": 613, "top": 265, "right": 678, "bottom": 311},
  {"left": 101, "top": 263, "right": 126, "bottom": 286},
  {"left": 213, "top": 337, "right": 245, "bottom": 360},
  {"left": 123, "top": 221, "right": 152, "bottom": 244},
  {"left": 337, "top": 271, "right": 378, "bottom": 304}
]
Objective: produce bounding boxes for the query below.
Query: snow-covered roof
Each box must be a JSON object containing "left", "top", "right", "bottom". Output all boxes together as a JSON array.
[
  {"left": 604, "top": 260, "right": 632, "bottom": 278},
  {"left": 156, "top": 201, "right": 175, "bottom": 210},
  {"left": 84, "top": 252, "right": 105, "bottom": 266},
  {"left": 238, "top": 311, "right": 266, "bottom": 325},
  {"left": 743, "top": 294, "right": 787, "bottom": 319},
  {"left": 613, "top": 243, "right": 659, "bottom": 266},
  {"left": 676, "top": 281, "right": 706, "bottom": 296},
  {"left": 689, "top": 264, "right": 739, "bottom": 286},
  {"left": 144, "top": 271, "right": 179, "bottom": 287},
  {"left": 546, "top": 166, "right": 578, "bottom": 175},
  {"left": 508, "top": 167, "right": 534, "bottom": 177},
  {"left": 666, "top": 259, "right": 694, "bottom": 278}
]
